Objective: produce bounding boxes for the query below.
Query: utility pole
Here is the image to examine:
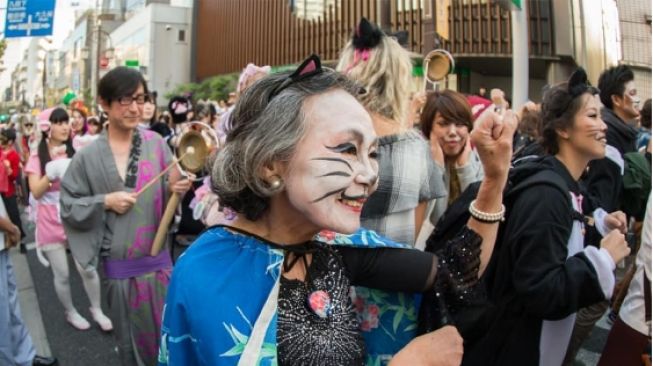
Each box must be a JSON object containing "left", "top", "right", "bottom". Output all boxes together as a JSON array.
[
  {"left": 510, "top": 0, "right": 529, "bottom": 107},
  {"left": 42, "top": 53, "right": 46, "bottom": 108},
  {"left": 90, "top": 0, "right": 100, "bottom": 105}
]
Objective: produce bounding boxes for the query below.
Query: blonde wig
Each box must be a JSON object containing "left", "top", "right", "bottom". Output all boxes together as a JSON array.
[{"left": 336, "top": 35, "right": 413, "bottom": 127}]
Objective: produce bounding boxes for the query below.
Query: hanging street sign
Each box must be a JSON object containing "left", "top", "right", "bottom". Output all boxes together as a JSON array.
[{"left": 5, "top": 0, "right": 56, "bottom": 38}]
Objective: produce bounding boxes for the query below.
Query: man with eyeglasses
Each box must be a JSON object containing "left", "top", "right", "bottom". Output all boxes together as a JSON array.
[{"left": 59, "top": 66, "right": 193, "bottom": 366}]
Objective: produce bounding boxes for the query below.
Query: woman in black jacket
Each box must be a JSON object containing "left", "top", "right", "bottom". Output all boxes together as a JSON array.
[{"left": 463, "top": 69, "right": 631, "bottom": 366}]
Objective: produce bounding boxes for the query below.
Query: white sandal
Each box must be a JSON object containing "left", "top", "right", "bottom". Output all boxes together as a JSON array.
[
  {"left": 89, "top": 307, "right": 113, "bottom": 332},
  {"left": 66, "top": 310, "right": 90, "bottom": 330}
]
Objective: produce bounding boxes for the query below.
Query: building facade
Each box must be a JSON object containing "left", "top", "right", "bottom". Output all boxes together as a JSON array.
[
  {"left": 616, "top": 0, "right": 651, "bottom": 102},
  {"left": 55, "top": 11, "right": 95, "bottom": 104},
  {"left": 193, "top": 0, "right": 648, "bottom": 103},
  {"left": 109, "top": 2, "right": 192, "bottom": 104},
  {"left": 8, "top": 38, "right": 52, "bottom": 108},
  {"left": 35, "top": 0, "right": 191, "bottom": 107}
]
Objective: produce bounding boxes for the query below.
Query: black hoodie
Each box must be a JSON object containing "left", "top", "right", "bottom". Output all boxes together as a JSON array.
[{"left": 463, "top": 156, "right": 606, "bottom": 366}]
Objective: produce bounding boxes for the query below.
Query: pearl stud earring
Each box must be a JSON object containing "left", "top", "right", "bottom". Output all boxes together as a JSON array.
[{"left": 269, "top": 177, "right": 282, "bottom": 189}]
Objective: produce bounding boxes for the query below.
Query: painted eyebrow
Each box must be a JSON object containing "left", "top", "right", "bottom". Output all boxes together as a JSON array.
[{"left": 339, "top": 128, "right": 378, "bottom": 146}]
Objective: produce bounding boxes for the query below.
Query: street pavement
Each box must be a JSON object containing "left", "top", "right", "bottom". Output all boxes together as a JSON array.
[
  {"left": 12, "top": 209, "right": 615, "bottom": 366},
  {"left": 14, "top": 210, "right": 119, "bottom": 366},
  {"left": 21, "top": 245, "right": 120, "bottom": 365}
]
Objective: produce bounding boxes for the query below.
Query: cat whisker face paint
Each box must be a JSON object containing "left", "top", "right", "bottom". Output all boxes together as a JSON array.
[
  {"left": 280, "top": 89, "right": 378, "bottom": 235},
  {"left": 567, "top": 94, "right": 608, "bottom": 160}
]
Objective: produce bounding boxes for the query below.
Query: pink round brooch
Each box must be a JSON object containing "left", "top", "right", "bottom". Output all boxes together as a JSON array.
[{"left": 307, "top": 290, "right": 331, "bottom": 318}]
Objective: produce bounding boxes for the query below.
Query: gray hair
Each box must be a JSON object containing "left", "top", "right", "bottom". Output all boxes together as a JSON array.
[{"left": 212, "top": 68, "right": 361, "bottom": 221}]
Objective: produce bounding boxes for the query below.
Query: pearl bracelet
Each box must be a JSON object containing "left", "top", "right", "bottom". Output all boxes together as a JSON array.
[{"left": 469, "top": 200, "right": 505, "bottom": 223}]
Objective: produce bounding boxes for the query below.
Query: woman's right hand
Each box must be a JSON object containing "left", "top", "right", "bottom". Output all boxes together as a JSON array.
[
  {"left": 389, "top": 326, "right": 463, "bottom": 366},
  {"left": 600, "top": 229, "right": 630, "bottom": 264}
]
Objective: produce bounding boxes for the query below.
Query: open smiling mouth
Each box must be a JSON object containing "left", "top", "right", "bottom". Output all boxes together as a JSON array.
[
  {"left": 338, "top": 192, "right": 367, "bottom": 209},
  {"left": 594, "top": 133, "right": 607, "bottom": 144}
]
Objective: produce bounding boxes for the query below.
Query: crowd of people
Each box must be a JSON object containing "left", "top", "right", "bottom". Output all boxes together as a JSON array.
[{"left": 0, "top": 17, "right": 651, "bottom": 366}]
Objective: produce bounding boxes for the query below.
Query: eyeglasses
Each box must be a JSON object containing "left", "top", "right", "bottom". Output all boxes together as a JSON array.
[
  {"left": 24, "top": 123, "right": 33, "bottom": 127},
  {"left": 117, "top": 93, "right": 152, "bottom": 106}
]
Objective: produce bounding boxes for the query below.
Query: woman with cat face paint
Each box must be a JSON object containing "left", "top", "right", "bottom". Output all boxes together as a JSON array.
[{"left": 158, "top": 55, "right": 516, "bottom": 366}]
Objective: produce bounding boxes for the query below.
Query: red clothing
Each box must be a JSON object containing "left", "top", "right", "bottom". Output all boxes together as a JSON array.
[
  {"left": 2, "top": 148, "right": 20, "bottom": 197},
  {"left": 20, "top": 136, "right": 30, "bottom": 164}
]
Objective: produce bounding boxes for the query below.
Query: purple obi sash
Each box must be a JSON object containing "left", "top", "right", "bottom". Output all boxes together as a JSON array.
[{"left": 103, "top": 251, "right": 172, "bottom": 280}]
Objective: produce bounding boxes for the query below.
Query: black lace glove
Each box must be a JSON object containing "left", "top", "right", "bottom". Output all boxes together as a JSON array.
[
  {"left": 418, "top": 226, "right": 484, "bottom": 333},
  {"left": 436, "top": 226, "right": 482, "bottom": 292}
]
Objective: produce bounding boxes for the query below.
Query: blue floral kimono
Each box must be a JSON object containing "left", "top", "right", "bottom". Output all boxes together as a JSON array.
[{"left": 158, "top": 226, "right": 420, "bottom": 365}]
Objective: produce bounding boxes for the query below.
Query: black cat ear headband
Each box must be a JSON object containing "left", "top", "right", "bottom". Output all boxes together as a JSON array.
[
  {"left": 343, "top": 18, "right": 386, "bottom": 74},
  {"left": 269, "top": 54, "right": 324, "bottom": 100},
  {"left": 353, "top": 17, "right": 384, "bottom": 50},
  {"left": 554, "top": 67, "right": 599, "bottom": 117},
  {"left": 567, "top": 67, "right": 599, "bottom": 98},
  {"left": 268, "top": 53, "right": 366, "bottom": 101}
]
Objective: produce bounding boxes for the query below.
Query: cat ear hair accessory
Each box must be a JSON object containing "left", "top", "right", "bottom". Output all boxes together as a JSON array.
[
  {"left": 567, "top": 67, "right": 598, "bottom": 98},
  {"left": 344, "top": 18, "right": 385, "bottom": 73},
  {"left": 352, "top": 17, "right": 383, "bottom": 51},
  {"left": 269, "top": 54, "right": 324, "bottom": 100}
]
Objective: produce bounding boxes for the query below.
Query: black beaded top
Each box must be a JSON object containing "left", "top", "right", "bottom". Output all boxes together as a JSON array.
[{"left": 277, "top": 242, "right": 365, "bottom": 366}]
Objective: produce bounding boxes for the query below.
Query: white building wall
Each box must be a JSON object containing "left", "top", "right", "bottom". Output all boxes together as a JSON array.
[
  {"left": 110, "top": 3, "right": 190, "bottom": 104},
  {"left": 23, "top": 38, "right": 53, "bottom": 107},
  {"left": 616, "top": 0, "right": 652, "bottom": 102}
]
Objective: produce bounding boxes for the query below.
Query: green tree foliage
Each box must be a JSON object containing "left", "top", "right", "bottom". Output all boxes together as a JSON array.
[
  {"left": 0, "top": 39, "right": 6, "bottom": 60},
  {"left": 166, "top": 73, "right": 239, "bottom": 102}
]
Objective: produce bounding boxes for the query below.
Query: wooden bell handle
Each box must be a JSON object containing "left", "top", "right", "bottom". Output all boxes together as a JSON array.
[{"left": 150, "top": 192, "right": 180, "bottom": 256}]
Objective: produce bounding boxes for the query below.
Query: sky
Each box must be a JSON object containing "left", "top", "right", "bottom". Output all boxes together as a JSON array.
[{"left": 0, "top": 0, "right": 91, "bottom": 93}]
